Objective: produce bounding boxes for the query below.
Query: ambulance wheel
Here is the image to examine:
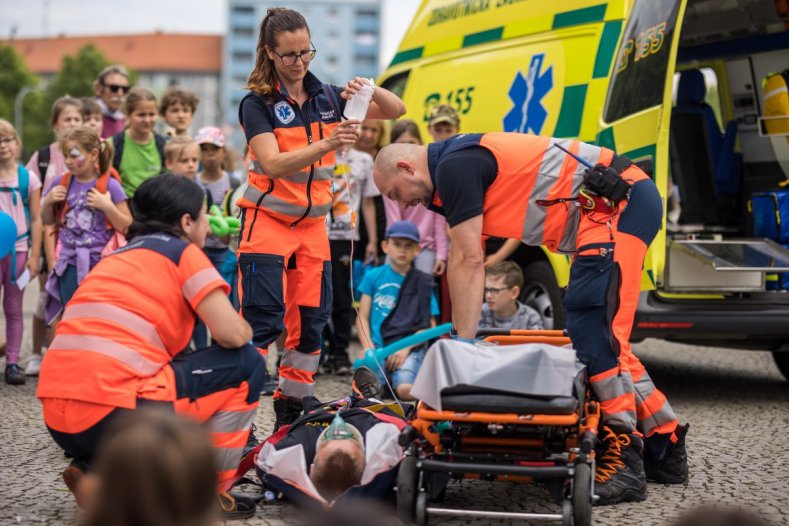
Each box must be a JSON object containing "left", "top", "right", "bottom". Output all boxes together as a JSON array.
[
  {"left": 415, "top": 492, "right": 429, "bottom": 526},
  {"left": 572, "top": 462, "right": 592, "bottom": 526},
  {"left": 521, "top": 261, "right": 566, "bottom": 330},
  {"left": 771, "top": 351, "right": 789, "bottom": 382},
  {"left": 397, "top": 456, "right": 418, "bottom": 523}
]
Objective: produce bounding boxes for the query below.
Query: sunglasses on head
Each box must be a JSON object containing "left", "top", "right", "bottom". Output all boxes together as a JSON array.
[{"left": 103, "top": 83, "right": 129, "bottom": 94}]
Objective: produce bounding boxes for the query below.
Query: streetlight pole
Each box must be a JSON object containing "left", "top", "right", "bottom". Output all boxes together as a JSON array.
[{"left": 14, "top": 86, "right": 38, "bottom": 138}]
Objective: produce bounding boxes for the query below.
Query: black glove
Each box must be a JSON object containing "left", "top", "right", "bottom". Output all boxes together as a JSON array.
[{"left": 583, "top": 164, "right": 631, "bottom": 203}]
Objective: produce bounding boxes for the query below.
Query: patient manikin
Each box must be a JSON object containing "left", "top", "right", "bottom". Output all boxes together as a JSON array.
[{"left": 310, "top": 414, "right": 367, "bottom": 500}]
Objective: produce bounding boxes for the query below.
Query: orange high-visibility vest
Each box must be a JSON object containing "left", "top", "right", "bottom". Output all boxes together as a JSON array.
[
  {"left": 237, "top": 73, "right": 343, "bottom": 226},
  {"left": 428, "top": 132, "right": 614, "bottom": 253}
]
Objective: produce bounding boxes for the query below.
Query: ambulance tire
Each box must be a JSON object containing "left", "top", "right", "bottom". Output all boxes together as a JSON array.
[
  {"left": 521, "top": 261, "right": 566, "bottom": 330},
  {"left": 771, "top": 351, "right": 789, "bottom": 382},
  {"left": 397, "top": 455, "right": 418, "bottom": 523}
]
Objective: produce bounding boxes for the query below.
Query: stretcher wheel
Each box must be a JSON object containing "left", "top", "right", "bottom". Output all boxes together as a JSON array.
[
  {"left": 572, "top": 462, "right": 593, "bottom": 526},
  {"left": 397, "top": 455, "right": 418, "bottom": 523},
  {"left": 562, "top": 499, "right": 572, "bottom": 526},
  {"left": 415, "top": 491, "right": 429, "bottom": 526}
]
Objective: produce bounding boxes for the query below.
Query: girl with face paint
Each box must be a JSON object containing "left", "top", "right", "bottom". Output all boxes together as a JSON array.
[{"left": 40, "top": 126, "right": 132, "bottom": 317}]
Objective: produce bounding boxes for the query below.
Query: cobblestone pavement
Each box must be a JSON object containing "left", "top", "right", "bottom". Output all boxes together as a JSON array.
[{"left": 2, "top": 283, "right": 788, "bottom": 525}]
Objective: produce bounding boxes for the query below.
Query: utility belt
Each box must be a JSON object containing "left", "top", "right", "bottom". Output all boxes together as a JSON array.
[{"left": 537, "top": 154, "right": 634, "bottom": 213}]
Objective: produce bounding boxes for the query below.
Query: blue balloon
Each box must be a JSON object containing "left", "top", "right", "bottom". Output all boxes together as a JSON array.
[{"left": 0, "top": 211, "right": 17, "bottom": 259}]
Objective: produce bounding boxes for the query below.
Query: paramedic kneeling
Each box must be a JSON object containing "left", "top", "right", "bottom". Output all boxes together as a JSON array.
[
  {"left": 374, "top": 132, "right": 689, "bottom": 505},
  {"left": 37, "top": 174, "right": 265, "bottom": 520}
]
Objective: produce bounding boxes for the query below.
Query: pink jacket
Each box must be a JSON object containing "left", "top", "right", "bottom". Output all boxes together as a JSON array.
[{"left": 383, "top": 197, "right": 448, "bottom": 261}]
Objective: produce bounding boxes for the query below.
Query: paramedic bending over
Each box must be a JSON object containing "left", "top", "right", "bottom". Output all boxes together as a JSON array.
[{"left": 237, "top": 7, "right": 405, "bottom": 431}]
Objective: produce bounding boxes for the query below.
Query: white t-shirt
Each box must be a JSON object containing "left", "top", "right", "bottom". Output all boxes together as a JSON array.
[{"left": 327, "top": 148, "right": 379, "bottom": 241}]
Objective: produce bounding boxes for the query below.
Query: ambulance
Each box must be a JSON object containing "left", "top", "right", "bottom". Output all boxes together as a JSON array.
[{"left": 377, "top": 0, "right": 789, "bottom": 379}]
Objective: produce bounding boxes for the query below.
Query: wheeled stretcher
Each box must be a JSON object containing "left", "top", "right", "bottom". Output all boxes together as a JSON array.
[{"left": 396, "top": 329, "right": 599, "bottom": 525}]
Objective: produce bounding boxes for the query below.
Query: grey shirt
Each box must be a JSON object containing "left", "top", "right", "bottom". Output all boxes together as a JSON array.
[{"left": 478, "top": 301, "right": 544, "bottom": 330}]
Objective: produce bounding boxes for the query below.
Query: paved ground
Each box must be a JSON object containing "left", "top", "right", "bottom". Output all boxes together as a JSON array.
[{"left": 2, "top": 281, "right": 788, "bottom": 525}]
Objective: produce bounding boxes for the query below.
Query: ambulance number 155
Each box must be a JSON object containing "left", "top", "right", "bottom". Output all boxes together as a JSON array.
[{"left": 423, "top": 86, "right": 475, "bottom": 122}]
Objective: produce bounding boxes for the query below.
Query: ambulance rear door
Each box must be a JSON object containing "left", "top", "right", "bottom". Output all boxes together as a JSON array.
[{"left": 596, "top": 0, "right": 687, "bottom": 290}]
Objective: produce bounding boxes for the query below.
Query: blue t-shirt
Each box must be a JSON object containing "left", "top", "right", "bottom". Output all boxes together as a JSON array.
[{"left": 358, "top": 263, "right": 440, "bottom": 348}]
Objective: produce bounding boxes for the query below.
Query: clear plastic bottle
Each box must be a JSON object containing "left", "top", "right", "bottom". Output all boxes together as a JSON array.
[{"left": 343, "top": 79, "right": 375, "bottom": 122}]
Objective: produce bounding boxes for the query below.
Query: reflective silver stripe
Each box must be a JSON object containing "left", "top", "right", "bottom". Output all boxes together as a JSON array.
[
  {"left": 522, "top": 138, "right": 567, "bottom": 245},
  {"left": 182, "top": 268, "right": 223, "bottom": 303},
  {"left": 633, "top": 371, "right": 656, "bottom": 400},
  {"left": 602, "top": 410, "right": 638, "bottom": 431},
  {"left": 49, "top": 334, "right": 165, "bottom": 376},
  {"left": 277, "top": 377, "right": 315, "bottom": 399},
  {"left": 591, "top": 371, "right": 634, "bottom": 401},
  {"left": 215, "top": 446, "right": 245, "bottom": 472},
  {"left": 209, "top": 408, "right": 257, "bottom": 434},
  {"left": 638, "top": 403, "right": 677, "bottom": 433},
  {"left": 250, "top": 162, "right": 333, "bottom": 184},
  {"left": 558, "top": 206, "right": 582, "bottom": 253},
  {"left": 241, "top": 185, "right": 331, "bottom": 219},
  {"left": 280, "top": 348, "right": 321, "bottom": 372},
  {"left": 62, "top": 303, "right": 165, "bottom": 351},
  {"left": 764, "top": 85, "right": 788, "bottom": 99},
  {"left": 313, "top": 166, "right": 334, "bottom": 182}
]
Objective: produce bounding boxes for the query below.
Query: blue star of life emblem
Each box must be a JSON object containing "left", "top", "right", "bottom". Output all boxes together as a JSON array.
[
  {"left": 503, "top": 53, "right": 553, "bottom": 134},
  {"left": 274, "top": 101, "right": 295, "bottom": 124}
]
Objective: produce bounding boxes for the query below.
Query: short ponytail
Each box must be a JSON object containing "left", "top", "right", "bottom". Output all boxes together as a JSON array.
[
  {"left": 246, "top": 8, "right": 309, "bottom": 98},
  {"left": 98, "top": 139, "right": 114, "bottom": 175}
]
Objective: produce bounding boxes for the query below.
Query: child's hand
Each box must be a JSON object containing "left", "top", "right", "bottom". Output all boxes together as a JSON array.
[
  {"left": 87, "top": 189, "right": 113, "bottom": 211},
  {"left": 45, "top": 186, "right": 67, "bottom": 206},
  {"left": 386, "top": 348, "right": 410, "bottom": 371},
  {"left": 26, "top": 257, "right": 40, "bottom": 278}
]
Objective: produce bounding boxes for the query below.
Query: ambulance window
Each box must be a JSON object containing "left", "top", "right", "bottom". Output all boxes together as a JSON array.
[
  {"left": 380, "top": 71, "right": 410, "bottom": 99},
  {"left": 604, "top": 0, "right": 682, "bottom": 123}
]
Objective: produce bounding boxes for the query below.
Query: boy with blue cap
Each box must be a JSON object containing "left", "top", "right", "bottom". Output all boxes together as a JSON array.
[{"left": 356, "top": 220, "right": 440, "bottom": 400}]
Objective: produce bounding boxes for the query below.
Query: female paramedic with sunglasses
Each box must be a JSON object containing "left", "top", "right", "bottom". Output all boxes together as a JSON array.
[
  {"left": 37, "top": 174, "right": 266, "bottom": 520},
  {"left": 237, "top": 7, "right": 405, "bottom": 431}
]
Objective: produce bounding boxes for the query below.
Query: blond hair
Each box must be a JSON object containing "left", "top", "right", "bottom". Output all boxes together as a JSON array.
[
  {"left": 164, "top": 135, "right": 198, "bottom": 163},
  {"left": 0, "top": 118, "right": 21, "bottom": 155}
]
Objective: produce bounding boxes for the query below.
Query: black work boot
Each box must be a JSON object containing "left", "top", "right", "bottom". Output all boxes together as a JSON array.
[
  {"left": 352, "top": 366, "right": 382, "bottom": 399},
  {"left": 594, "top": 426, "right": 647, "bottom": 506},
  {"left": 241, "top": 424, "right": 260, "bottom": 459},
  {"left": 273, "top": 397, "right": 303, "bottom": 431},
  {"left": 5, "top": 364, "right": 26, "bottom": 385},
  {"left": 645, "top": 423, "right": 689, "bottom": 484}
]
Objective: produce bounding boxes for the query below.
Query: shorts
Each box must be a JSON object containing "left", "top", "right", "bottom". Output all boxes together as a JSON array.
[{"left": 391, "top": 345, "right": 427, "bottom": 388}]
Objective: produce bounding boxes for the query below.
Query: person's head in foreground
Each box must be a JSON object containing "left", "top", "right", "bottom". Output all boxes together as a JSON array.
[
  {"left": 373, "top": 143, "right": 432, "bottom": 210},
  {"left": 83, "top": 408, "right": 217, "bottom": 526},
  {"left": 310, "top": 413, "right": 366, "bottom": 501},
  {"left": 671, "top": 505, "right": 775, "bottom": 526},
  {"left": 485, "top": 261, "right": 524, "bottom": 317},
  {"left": 383, "top": 221, "right": 421, "bottom": 271},
  {"left": 128, "top": 173, "right": 209, "bottom": 247}
]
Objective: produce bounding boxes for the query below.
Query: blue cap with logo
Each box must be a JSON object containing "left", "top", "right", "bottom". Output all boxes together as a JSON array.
[{"left": 385, "top": 220, "right": 420, "bottom": 243}]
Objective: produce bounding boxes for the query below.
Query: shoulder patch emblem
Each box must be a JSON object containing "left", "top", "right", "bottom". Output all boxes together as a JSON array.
[{"left": 274, "top": 101, "right": 296, "bottom": 125}]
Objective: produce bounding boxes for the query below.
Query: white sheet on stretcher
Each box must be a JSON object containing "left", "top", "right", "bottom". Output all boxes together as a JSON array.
[{"left": 410, "top": 340, "right": 579, "bottom": 411}]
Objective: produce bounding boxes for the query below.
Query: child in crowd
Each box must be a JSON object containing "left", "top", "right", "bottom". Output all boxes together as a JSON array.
[
  {"left": 159, "top": 88, "right": 199, "bottom": 138},
  {"left": 80, "top": 98, "right": 104, "bottom": 137},
  {"left": 323, "top": 137, "right": 379, "bottom": 375},
  {"left": 24, "top": 96, "right": 84, "bottom": 376},
  {"left": 0, "top": 119, "right": 42, "bottom": 385},
  {"left": 164, "top": 136, "right": 200, "bottom": 179},
  {"left": 383, "top": 119, "right": 448, "bottom": 277},
  {"left": 193, "top": 126, "right": 239, "bottom": 346},
  {"left": 110, "top": 87, "right": 166, "bottom": 197},
  {"left": 356, "top": 221, "right": 439, "bottom": 400},
  {"left": 41, "top": 126, "right": 131, "bottom": 322},
  {"left": 478, "top": 261, "right": 543, "bottom": 331}
]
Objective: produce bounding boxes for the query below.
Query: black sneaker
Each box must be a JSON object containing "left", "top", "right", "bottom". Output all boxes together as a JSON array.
[
  {"left": 273, "top": 397, "right": 303, "bottom": 431},
  {"left": 218, "top": 491, "right": 257, "bottom": 520},
  {"left": 645, "top": 423, "right": 689, "bottom": 484},
  {"left": 352, "top": 366, "right": 382, "bottom": 399},
  {"left": 594, "top": 426, "right": 647, "bottom": 506},
  {"left": 242, "top": 424, "right": 260, "bottom": 459},
  {"left": 5, "top": 364, "right": 26, "bottom": 385}
]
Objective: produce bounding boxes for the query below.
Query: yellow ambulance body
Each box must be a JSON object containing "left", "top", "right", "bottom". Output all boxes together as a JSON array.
[{"left": 378, "top": 0, "right": 789, "bottom": 379}]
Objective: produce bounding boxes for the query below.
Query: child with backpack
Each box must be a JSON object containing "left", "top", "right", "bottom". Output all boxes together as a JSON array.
[
  {"left": 0, "top": 119, "right": 43, "bottom": 385},
  {"left": 41, "top": 126, "right": 131, "bottom": 322},
  {"left": 25, "top": 96, "right": 84, "bottom": 376},
  {"left": 110, "top": 88, "right": 166, "bottom": 197}
]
